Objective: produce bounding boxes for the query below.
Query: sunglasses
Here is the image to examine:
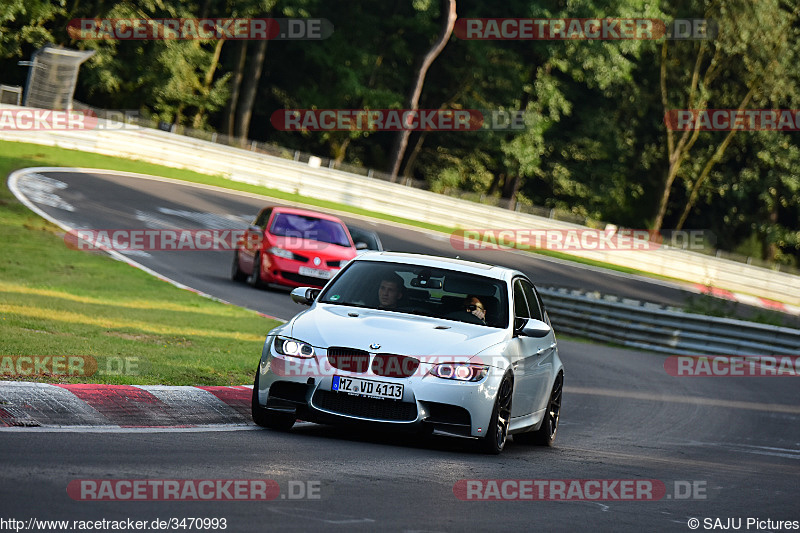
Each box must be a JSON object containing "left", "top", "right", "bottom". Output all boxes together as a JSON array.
[{"left": 465, "top": 304, "right": 485, "bottom": 312}]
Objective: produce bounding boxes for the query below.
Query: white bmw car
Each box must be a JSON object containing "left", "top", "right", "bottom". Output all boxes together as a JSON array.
[{"left": 251, "top": 252, "right": 563, "bottom": 453}]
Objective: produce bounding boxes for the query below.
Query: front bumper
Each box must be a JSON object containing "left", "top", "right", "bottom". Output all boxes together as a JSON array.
[
  {"left": 255, "top": 343, "right": 506, "bottom": 438},
  {"left": 261, "top": 254, "right": 340, "bottom": 289}
]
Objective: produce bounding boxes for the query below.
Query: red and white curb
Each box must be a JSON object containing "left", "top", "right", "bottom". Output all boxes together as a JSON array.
[
  {"left": 0, "top": 382, "right": 257, "bottom": 430},
  {"left": 693, "top": 284, "right": 800, "bottom": 316}
]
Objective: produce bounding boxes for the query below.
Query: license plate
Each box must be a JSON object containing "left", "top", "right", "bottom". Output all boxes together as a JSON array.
[
  {"left": 298, "top": 266, "right": 335, "bottom": 279},
  {"left": 332, "top": 376, "right": 403, "bottom": 400}
]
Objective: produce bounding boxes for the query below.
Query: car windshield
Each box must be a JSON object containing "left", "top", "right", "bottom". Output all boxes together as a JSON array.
[
  {"left": 319, "top": 261, "right": 508, "bottom": 328},
  {"left": 269, "top": 213, "right": 351, "bottom": 247}
]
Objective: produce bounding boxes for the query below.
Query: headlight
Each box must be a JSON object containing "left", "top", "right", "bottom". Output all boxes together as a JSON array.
[
  {"left": 429, "top": 363, "right": 489, "bottom": 382},
  {"left": 268, "top": 246, "right": 297, "bottom": 260},
  {"left": 273, "top": 336, "right": 315, "bottom": 358}
]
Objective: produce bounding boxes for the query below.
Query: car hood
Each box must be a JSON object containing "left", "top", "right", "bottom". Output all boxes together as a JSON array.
[{"left": 288, "top": 304, "right": 509, "bottom": 359}]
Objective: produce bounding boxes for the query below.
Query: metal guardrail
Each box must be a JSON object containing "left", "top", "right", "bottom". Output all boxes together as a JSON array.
[{"left": 539, "top": 287, "right": 800, "bottom": 356}]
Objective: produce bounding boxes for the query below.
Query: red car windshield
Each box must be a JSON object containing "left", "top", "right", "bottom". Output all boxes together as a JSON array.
[{"left": 269, "top": 213, "right": 351, "bottom": 247}]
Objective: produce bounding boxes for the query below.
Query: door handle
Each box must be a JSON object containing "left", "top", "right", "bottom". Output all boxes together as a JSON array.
[{"left": 536, "top": 344, "right": 556, "bottom": 355}]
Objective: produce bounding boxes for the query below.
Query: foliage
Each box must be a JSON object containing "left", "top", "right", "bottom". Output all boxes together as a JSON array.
[{"left": 0, "top": 0, "right": 797, "bottom": 264}]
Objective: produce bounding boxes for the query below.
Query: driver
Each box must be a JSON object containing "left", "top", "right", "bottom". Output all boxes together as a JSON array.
[{"left": 377, "top": 273, "right": 404, "bottom": 309}]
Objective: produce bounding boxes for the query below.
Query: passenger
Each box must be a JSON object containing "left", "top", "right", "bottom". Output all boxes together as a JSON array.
[{"left": 463, "top": 295, "right": 487, "bottom": 324}]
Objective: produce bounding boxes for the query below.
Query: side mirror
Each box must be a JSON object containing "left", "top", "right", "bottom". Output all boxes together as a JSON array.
[
  {"left": 519, "top": 318, "right": 552, "bottom": 338},
  {"left": 355, "top": 242, "right": 369, "bottom": 250},
  {"left": 290, "top": 286, "right": 320, "bottom": 305}
]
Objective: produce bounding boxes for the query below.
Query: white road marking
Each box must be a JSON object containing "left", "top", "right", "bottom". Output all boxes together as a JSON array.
[
  {"left": 0, "top": 424, "right": 259, "bottom": 433},
  {"left": 16, "top": 173, "right": 74, "bottom": 211}
]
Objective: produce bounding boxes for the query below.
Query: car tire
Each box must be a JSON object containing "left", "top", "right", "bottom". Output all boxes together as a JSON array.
[
  {"left": 480, "top": 372, "right": 514, "bottom": 454},
  {"left": 248, "top": 254, "right": 266, "bottom": 289},
  {"left": 251, "top": 371, "right": 295, "bottom": 431},
  {"left": 231, "top": 252, "right": 247, "bottom": 282},
  {"left": 517, "top": 372, "right": 562, "bottom": 447}
]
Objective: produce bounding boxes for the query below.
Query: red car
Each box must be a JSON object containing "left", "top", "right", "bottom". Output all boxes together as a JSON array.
[{"left": 231, "top": 206, "right": 358, "bottom": 289}]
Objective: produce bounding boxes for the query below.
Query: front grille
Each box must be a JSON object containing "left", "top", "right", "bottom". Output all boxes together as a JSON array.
[
  {"left": 327, "top": 347, "right": 370, "bottom": 373},
  {"left": 371, "top": 354, "right": 420, "bottom": 378},
  {"left": 313, "top": 390, "right": 417, "bottom": 421}
]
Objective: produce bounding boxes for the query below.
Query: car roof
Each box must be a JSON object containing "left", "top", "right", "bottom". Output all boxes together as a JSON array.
[
  {"left": 270, "top": 206, "right": 346, "bottom": 223},
  {"left": 352, "top": 252, "right": 522, "bottom": 281}
]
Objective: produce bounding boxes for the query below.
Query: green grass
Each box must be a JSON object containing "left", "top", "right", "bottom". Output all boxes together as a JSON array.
[{"left": 0, "top": 143, "right": 283, "bottom": 385}]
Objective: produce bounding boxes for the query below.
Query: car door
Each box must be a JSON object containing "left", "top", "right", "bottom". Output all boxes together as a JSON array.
[
  {"left": 521, "top": 280, "right": 557, "bottom": 411},
  {"left": 507, "top": 277, "right": 555, "bottom": 418}
]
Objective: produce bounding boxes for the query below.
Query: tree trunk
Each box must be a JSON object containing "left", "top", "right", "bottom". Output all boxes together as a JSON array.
[
  {"left": 674, "top": 81, "right": 760, "bottom": 230},
  {"left": 222, "top": 41, "right": 248, "bottom": 138},
  {"left": 402, "top": 131, "right": 428, "bottom": 180},
  {"left": 501, "top": 174, "right": 520, "bottom": 210},
  {"left": 387, "top": 0, "right": 456, "bottom": 181},
  {"left": 332, "top": 137, "right": 351, "bottom": 167},
  {"left": 764, "top": 197, "right": 779, "bottom": 261},
  {"left": 235, "top": 38, "right": 268, "bottom": 141},
  {"left": 653, "top": 41, "right": 718, "bottom": 231},
  {"left": 487, "top": 173, "right": 502, "bottom": 196},
  {"left": 654, "top": 42, "right": 694, "bottom": 231},
  {"left": 674, "top": 130, "right": 737, "bottom": 230},
  {"left": 192, "top": 38, "right": 226, "bottom": 129}
]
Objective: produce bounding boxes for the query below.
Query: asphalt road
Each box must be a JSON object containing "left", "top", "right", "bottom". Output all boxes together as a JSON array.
[
  {"left": 2, "top": 169, "right": 799, "bottom": 532},
  {"left": 1, "top": 340, "right": 798, "bottom": 532}
]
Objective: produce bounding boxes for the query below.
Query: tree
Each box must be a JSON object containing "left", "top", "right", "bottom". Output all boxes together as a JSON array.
[
  {"left": 386, "top": 0, "right": 456, "bottom": 181},
  {"left": 0, "top": 0, "right": 64, "bottom": 59},
  {"left": 653, "top": 0, "right": 799, "bottom": 232}
]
